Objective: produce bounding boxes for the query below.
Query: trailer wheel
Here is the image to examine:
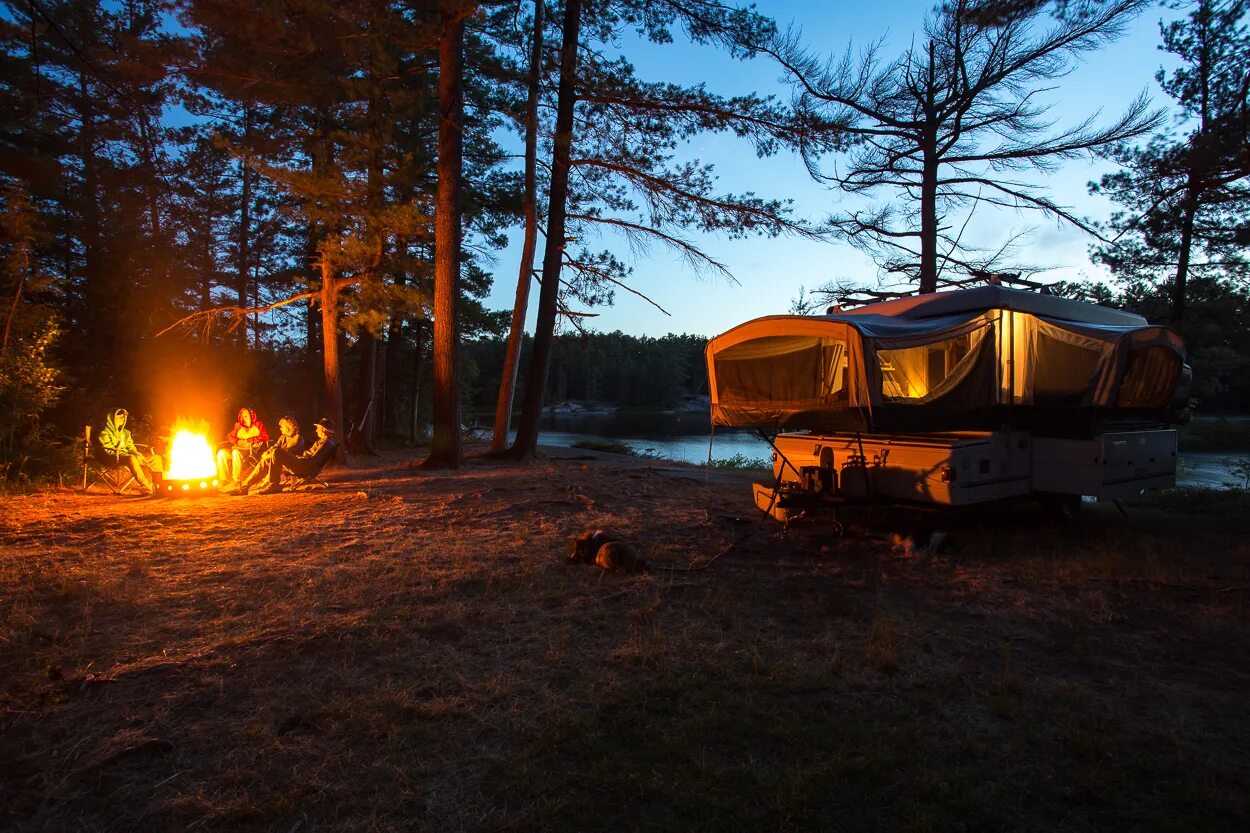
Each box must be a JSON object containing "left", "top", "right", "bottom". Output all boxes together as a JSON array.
[{"left": 1037, "top": 493, "right": 1082, "bottom": 520}]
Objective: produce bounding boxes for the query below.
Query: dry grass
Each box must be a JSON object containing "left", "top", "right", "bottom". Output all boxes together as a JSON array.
[{"left": 1, "top": 448, "right": 1248, "bottom": 832}]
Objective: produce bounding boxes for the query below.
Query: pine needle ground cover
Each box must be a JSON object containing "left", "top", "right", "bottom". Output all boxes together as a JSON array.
[{"left": 1, "top": 452, "right": 1247, "bottom": 832}]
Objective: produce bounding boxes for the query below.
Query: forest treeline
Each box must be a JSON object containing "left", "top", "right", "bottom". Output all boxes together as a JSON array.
[
  {"left": 462, "top": 332, "right": 709, "bottom": 415},
  {"left": 0, "top": 0, "right": 1246, "bottom": 478}
]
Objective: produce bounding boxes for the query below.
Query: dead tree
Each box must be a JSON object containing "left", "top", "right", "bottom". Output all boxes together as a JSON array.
[{"left": 762, "top": 0, "right": 1161, "bottom": 292}]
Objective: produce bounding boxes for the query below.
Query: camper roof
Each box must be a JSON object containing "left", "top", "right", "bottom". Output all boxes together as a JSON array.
[{"left": 829, "top": 286, "right": 1146, "bottom": 327}]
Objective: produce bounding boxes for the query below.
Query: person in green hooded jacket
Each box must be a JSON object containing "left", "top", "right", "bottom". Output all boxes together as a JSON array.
[{"left": 97, "top": 408, "right": 163, "bottom": 495}]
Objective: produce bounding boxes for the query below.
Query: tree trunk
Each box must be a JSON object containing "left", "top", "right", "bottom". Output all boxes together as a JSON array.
[
  {"left": 1, "top": 199, "right": 31, "bottom": 356},
  {"left": 78, "top": 71, "right": 109, "bottom": 368},
  {"left": 306, "top": 106, "right": 335, "bottom": 426},
  {"left": 136, "top": 113, "right": 167, "bottom": 315},
  {"left": 305, "top": 279, "right": 322, "bottom": 414},
  {"left": 1172, "top": 180, "right": 1199, "bottom": 325},
  {"left": 199, "top": 186, "right": 215, "bottom": 308},
  {"left": 353, "top": 90, "right": 385, "bottom": 455},
  {"left": 510, "top": 0, "right": 583, "bottom": 461},
  {"left": 410, "top": 317, "right": 426, "bottom": 443},
  {"left": 918, "top": 138, "right": 939, "bottom": 294},
  {"left": 424, "top": 8, "right": 467, "bottom": 468},
  {"left": 353, "top": 331, "right": 378, "bottom": 453},
  {"left": 490, "top": 0, "right": 544, "bottom": 454},
  {"left": 320, "top": 261, "right": 347, "bottom": 465},
  {"left": 237, "top": 106, "right": 253, "bottom": 350},
  {"left": 382, "top": 297, "right": 405, "bottom": 437}
]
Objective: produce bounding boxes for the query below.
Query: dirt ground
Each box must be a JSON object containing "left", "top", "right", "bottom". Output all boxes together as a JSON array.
[{"left": 1, "top": 447, "right": 1248, "bottom": 832}]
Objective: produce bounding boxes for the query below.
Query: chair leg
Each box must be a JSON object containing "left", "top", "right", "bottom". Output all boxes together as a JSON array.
[
  {"left": 80, "top": 462, "right": 142, "bottom": 495},
  {"left": 103, "top": 467, "right": 138, "bottom": 495}
]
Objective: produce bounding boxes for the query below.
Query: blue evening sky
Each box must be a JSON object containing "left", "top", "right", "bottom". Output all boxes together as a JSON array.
[{"left": 480, "top": 0, "right": 1183, "bottom": 339}]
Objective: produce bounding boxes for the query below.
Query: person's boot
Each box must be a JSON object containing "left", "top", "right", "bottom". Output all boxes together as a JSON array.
[
  {"left": 253, "top": 479, "right": 283, "bottom": 495},
  {"left": 237, "top": 464, "right": 261, "bottom": 492}
]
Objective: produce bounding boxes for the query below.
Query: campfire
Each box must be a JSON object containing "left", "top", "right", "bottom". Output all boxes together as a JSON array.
[{"left": 161, "top": 426, "right": 220, "bottom": 496}]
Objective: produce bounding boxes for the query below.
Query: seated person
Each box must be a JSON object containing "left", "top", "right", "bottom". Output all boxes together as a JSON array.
[
  {"left": 96, "top": 408, "right": 164, "bottom": 495},
  {"left": 216, "top": 407, "right": 269, "bottom": 487},
  {"left": 231, "top": 414, "right": 302, "bottom": 490},
  {"left": 229, "top": 417, "right": 336, "bottom": 496}
]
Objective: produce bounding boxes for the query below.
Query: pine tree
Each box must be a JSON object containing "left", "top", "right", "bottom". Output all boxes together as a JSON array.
[
  {"left": 1092, "top": 0, "right": 1249, "bottom": 323},
  {"left": 760, "top": 0, "right": 1160, "bottom": 292},
  {"left": 506, "top": 0, "right": 809, "bottom": 461}
]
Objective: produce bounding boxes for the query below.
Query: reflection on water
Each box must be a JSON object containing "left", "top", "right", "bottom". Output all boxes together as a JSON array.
[
  {"left": 537, "top": 429, "right": 770, "bottom": 467},
  {"left": 538, "top": 410, "right": 769, "bottom": 467},
  {"left": 536, "top": 412, "right": 1250, "bottom": 487}
]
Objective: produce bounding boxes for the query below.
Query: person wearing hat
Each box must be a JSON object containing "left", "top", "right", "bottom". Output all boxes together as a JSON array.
[
  {"left": 227, "top": 417, "right": 337, "bottom": 495},
  {"left": 97, "top": 407, "right": 164, "bottom": 495}
]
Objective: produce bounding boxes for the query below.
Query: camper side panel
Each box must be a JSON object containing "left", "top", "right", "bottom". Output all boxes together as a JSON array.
[{"left": 1031, "top": 430, "right": 1177, "bottom": 499}]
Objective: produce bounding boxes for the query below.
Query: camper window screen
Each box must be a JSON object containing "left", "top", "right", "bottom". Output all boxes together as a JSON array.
[
  {"left": 716, "top": 336, "right": 848, "bottom": 404},
  {"left": 1117, "top": 345, "right": 1181, "bottom": 408},
  {"left": 1033, "top": 332, "right": 1103, "bottom": 406},
  {"left": 878, "top": 328, "right": 985, "bottom": 400}
]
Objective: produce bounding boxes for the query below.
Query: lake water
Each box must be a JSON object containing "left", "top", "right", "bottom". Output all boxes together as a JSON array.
[
  {"left": 534, "top": 412, "right": 1250, "bottom": 489},
  {"left": 536, "top": 410, "right": 768, "bottom": 466}
]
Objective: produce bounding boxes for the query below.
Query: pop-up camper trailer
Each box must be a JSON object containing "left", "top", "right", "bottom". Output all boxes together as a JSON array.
[{"left": 705, "top": 286, "right": 1190, "bottom": 517}]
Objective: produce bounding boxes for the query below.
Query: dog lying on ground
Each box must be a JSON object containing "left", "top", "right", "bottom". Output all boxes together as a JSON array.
[{"left": 568, "top": 529, "right": 648, "bottom": 573}]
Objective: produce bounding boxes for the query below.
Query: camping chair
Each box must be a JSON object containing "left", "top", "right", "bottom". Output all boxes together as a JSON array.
[
  {"left": 218, "top": 441, "right": 265, "bottom": 485},
  {"left": 81, "top": 425, "right": 142, "bottom": 495},
  {"left": 286, "top": 470, "right": 330, "bottom": 491},
  {"left": 284, "top": 441, "right": 337, "bottom": 492}
]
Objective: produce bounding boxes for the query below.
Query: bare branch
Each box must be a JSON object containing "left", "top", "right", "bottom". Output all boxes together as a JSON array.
[{"left": 155, "top": 291, "right": 319, "bottom": 338}]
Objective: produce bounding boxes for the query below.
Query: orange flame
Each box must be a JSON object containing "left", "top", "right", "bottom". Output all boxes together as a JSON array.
[{"left": 166, "top": 429, "right": 216, "bottom": 480}]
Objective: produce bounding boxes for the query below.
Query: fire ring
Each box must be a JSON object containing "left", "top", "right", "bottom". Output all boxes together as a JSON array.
[{"left": 162, "top": 427, "right": 222, "bottom": 498}]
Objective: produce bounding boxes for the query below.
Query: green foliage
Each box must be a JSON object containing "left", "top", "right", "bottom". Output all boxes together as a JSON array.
[
  {"left": 1053, "top": 270, "right": 1250, "bottom": 412},
  {"left": 1090, "top": 0, "right": 1250, "bottom": 322},
  {"left": 706, "top": 452, "right": 770, "bottom": 470},
  {"left": 1178, "top": 416, "right": 1250, "bottom": 450},
  {"left": 0, "top": 320, "right": 65, "bottom": 464},
  {"left": 0, "top": 185, "right": 64, "bottom": 473},
  {"left": 1223, "top": 456, "right": 1250, "bottom": 489},
  {"left": 1125, "top": 482, "right": 1250, "bottom": 515}
]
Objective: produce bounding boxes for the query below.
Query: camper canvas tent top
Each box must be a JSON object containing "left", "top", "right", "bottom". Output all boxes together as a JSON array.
[{"left": 706, "top": 286, "right": 1188, "bottom": 437}]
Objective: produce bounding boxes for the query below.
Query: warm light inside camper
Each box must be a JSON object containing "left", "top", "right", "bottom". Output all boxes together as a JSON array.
[{"left": 879, "top": 327, "right": 986, "bottom": 399}]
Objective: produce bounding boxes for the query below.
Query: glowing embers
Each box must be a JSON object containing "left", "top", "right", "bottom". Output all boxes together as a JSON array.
[{"left": 163, "top": 426, "right": 219, "bottom": 497}]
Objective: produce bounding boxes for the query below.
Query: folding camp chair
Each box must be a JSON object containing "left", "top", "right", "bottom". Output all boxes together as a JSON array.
[
  {"left": 219, "top": 442, "right": 263, "bottom": 485},
  {"left": 283, "top": 441, "right": 337, "bottom": 491},
  {"left": 81, "top": 425, "right": 142, "bottom": 495},
  {"left": 285, "top": 470, "right": 330, "bottom": 491}
]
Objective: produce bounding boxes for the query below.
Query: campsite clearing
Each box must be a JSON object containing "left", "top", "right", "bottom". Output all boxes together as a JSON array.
[{"left": 1, "top": 449, "right": 1248, "bottom": 832}]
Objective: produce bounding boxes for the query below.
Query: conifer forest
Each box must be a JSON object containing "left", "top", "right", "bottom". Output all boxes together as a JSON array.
[{"left": 0, "top": 0, "right": 1246, "bottom": 476}]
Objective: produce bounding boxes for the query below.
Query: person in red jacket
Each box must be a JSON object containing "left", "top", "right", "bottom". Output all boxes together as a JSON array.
[{"left": 216, "top": 407, "right": 269, "bottom": 488}]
